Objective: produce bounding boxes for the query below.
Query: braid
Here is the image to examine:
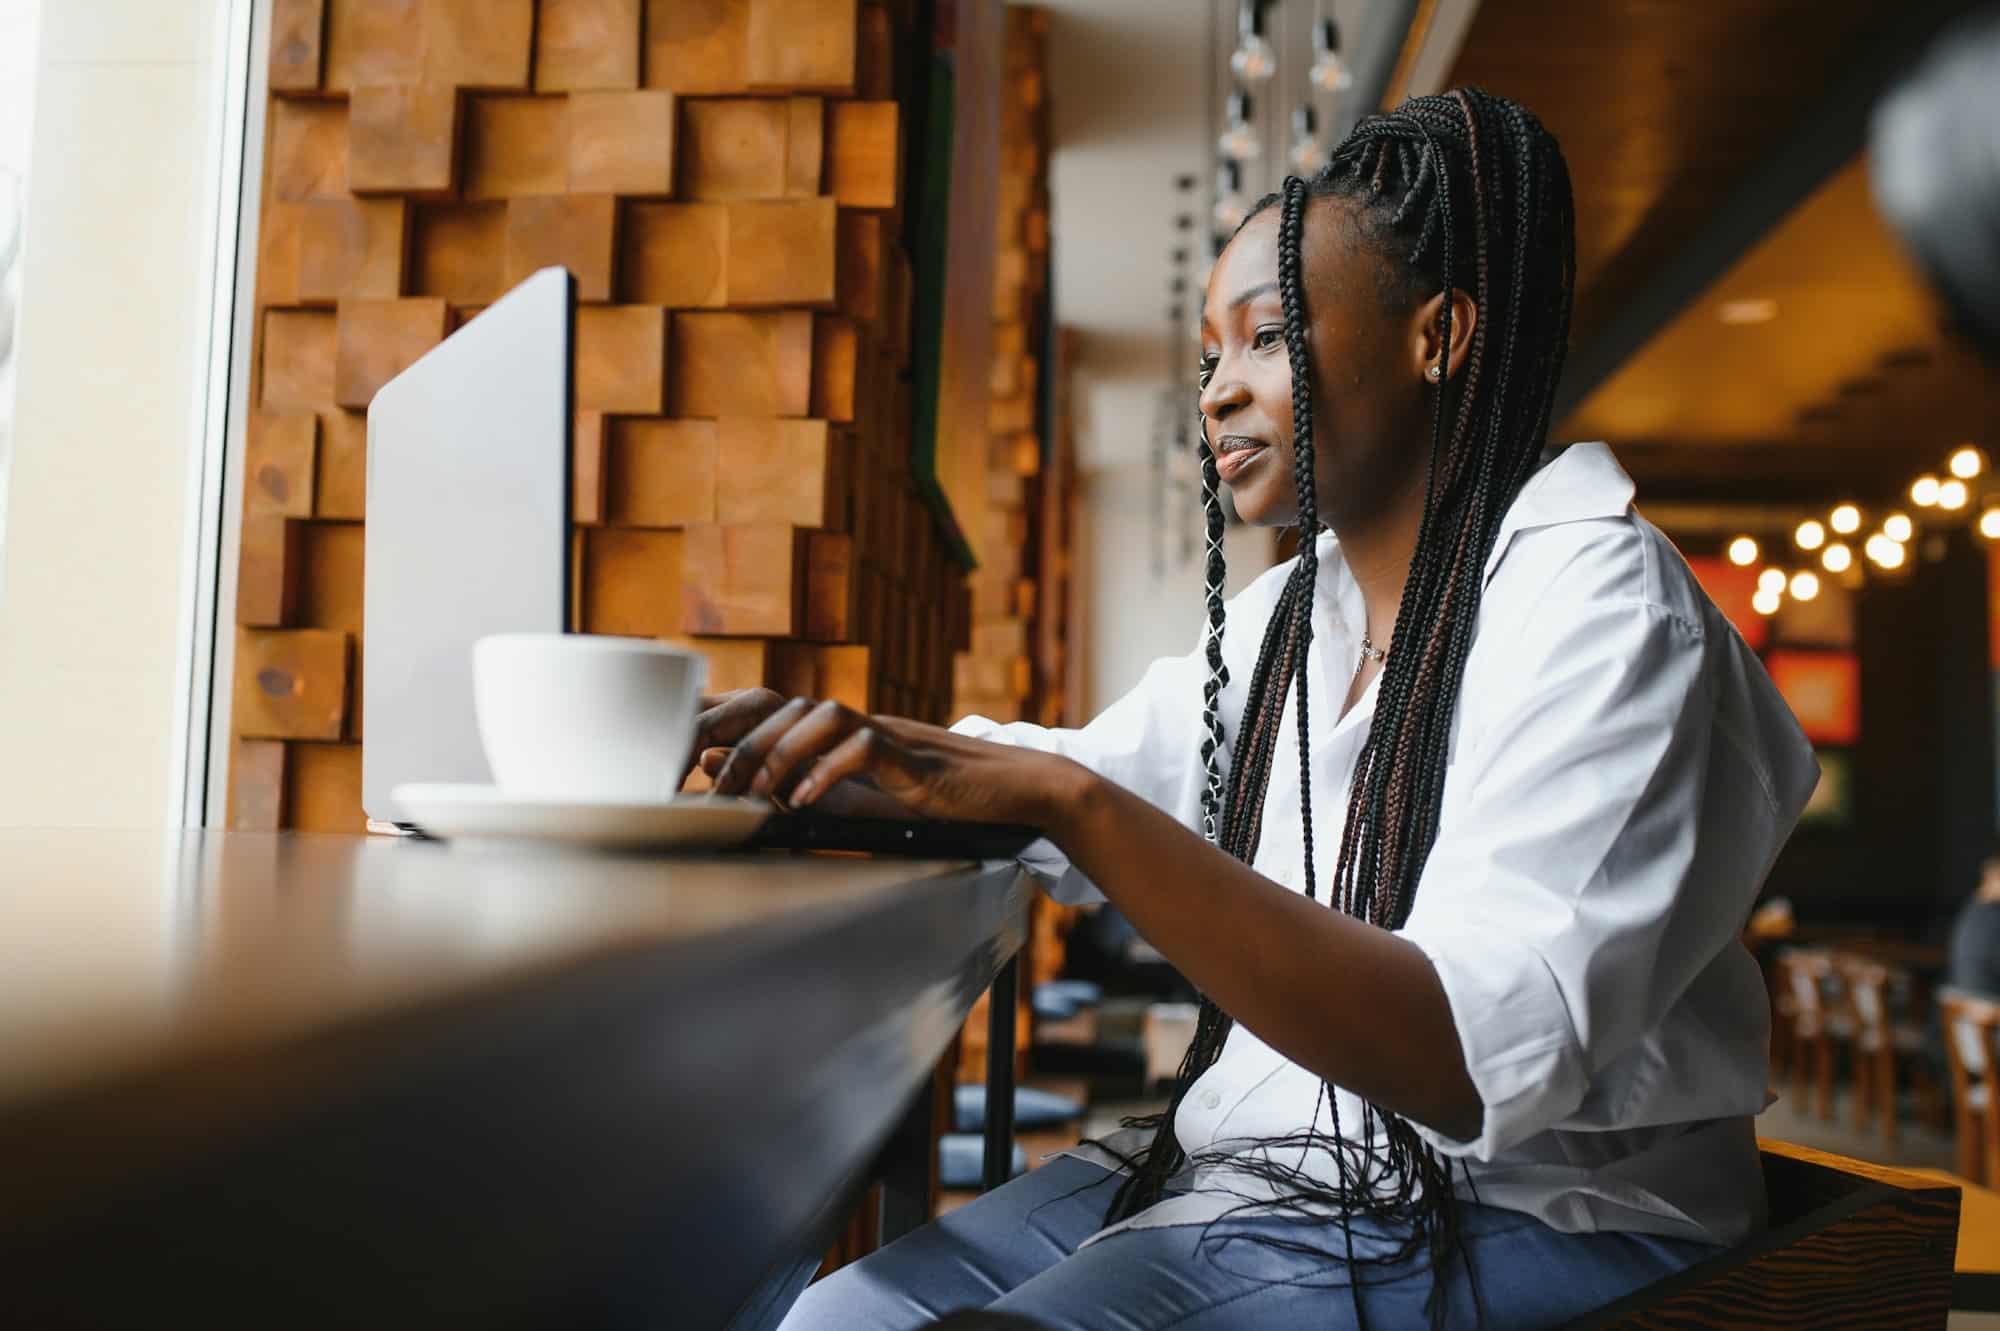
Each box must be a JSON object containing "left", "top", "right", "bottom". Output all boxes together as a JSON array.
[
  {"left": 1100, "top": 89, "right": 1577, "bottom": 1331},
  {"left": 1195, "top": 424, "right": 1231, "bottom": 843}
]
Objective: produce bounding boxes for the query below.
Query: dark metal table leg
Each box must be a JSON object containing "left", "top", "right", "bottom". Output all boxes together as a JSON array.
[
  {"left": 982, "top": 954, "right": 1019, "bottom": 1193},
  {"left": 876, "top": 1084, "right": 934, "bottom": 1245}
]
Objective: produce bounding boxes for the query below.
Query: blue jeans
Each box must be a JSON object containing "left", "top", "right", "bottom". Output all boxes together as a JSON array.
[{"left": 769, "top": 1157, "right": 1717, "bottom": 1330}]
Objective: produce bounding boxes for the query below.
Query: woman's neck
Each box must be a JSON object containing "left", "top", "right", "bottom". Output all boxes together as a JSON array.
[{"left": 1328, "top": 488, "right": 1425, "bottom": 652}]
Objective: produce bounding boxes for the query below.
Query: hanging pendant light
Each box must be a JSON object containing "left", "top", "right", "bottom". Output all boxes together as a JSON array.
[
  {"left": 1288, "top": 103, "right": 1325, "bottom": 175},
  {"left": 1218, "top": 89, "right": 1261, "bottom": 162},
  {"left": 1310, "top": 15, "right": 1353, "bottom": 93},
  {"left": 1230, "top": 0, "right": 1277, "bottom": 84},
  {"left": 1213, "top": 159, "right": 1250, "bottom": 232}
]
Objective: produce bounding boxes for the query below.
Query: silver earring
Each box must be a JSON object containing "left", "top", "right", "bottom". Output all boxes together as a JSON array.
[{"left": 1427, "top": 364, "right": 1442, "bottom": 381}]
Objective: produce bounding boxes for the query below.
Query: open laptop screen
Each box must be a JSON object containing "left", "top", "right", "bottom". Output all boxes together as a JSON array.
[{"left": 361, "top": 267, "right": 574, "bottom": 824}]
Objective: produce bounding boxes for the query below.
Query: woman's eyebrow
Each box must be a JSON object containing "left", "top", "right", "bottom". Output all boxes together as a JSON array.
[{"left": 1228, "top": 280, "right": 1279, "bottom": 310}]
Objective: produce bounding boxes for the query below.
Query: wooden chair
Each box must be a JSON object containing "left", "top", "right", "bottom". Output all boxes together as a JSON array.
[
  {"left": 1939, "top": 988, "right": 2000, "bottom": 1187},
  {"left": 1563, "top": 1141, "right": 1960, "bottom": 1328},
  {"left": 1776, "top": 949, "right": 1849, "bottom": 1121},
  {"left": 1838, "top": 954, "right": 1941, "bottom": 1146},
  {"left": 928, "top": 1143, "right": 1963, "bottom": 1329}
]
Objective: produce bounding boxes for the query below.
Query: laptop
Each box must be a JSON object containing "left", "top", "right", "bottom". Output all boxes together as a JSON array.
[
  {"left": 362, "top": 267, "right": 574, "bottom": 827},
  {"left": 359, "top": 267, "right": 1039, "bottom": 858}
]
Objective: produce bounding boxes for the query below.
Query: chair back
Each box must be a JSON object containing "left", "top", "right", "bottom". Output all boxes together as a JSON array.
[
  {"left": 1942, "top": 987, "right": 2000, "bottom": 1075},
  {"left": 1779, "top": 949, "right": 1831, "bottom": 1032}
]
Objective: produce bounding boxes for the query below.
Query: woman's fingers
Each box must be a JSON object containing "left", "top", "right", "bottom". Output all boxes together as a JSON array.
[
  {"left": 692, "top": 688, "right": 786, "bottom": 752},
  {"left": 790, "top": 727, "right": 894, "bottom": 808},
  {"left": 710, "top": 697, "right": 813, "bottom": 795},
  {"left": 751, "top": 699, "right": 862, "bottom": 800}
]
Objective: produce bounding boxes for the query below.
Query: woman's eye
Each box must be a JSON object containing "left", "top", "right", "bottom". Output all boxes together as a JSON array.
[
  {"left": 1253, "top": 327, "right": 1286, "bottom": 351},
  {"left": 1197, "top": 356, "right": 1217, "bottom": 387}
]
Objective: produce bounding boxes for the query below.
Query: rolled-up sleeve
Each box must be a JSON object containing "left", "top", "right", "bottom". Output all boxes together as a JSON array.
[
  {"left": 1399, "top": 591, "right": 1731, "bottom": 1162},
  {"left": 951, "top": 646, "right": 1210, "bottom": 906}
]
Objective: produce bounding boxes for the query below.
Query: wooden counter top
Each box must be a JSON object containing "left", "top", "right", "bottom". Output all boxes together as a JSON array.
[{"left": 0, "top": 828, "right": 1030, "bottom": 1328}]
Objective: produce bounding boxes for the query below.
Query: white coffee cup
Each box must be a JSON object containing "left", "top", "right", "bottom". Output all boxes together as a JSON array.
[{"left": 472, "top": 634, "right": 707, "bottom": 802}]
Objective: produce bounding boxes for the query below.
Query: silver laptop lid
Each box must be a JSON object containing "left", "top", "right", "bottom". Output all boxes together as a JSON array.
[{"left": 362, "top": 267, "right": 573, "bottom": 823}]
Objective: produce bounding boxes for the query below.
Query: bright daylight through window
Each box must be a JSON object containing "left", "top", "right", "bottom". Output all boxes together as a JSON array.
[{"left": 0, "top": 0, "right": 40, "bottom": 561}]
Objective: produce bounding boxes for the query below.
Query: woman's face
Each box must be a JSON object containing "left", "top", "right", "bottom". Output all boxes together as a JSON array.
[{"left": 1197, "top": 203, "right": 1449, "bottom": 532}]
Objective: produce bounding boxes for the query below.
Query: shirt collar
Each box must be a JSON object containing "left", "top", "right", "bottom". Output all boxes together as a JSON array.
[{"left": 1481, "top": 441, "right": 1636, "bottom": 584}]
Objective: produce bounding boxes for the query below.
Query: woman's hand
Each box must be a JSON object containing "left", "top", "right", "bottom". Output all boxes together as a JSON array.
[{"left": 706, "top": 697, "right": 1084, "bottom": 827}]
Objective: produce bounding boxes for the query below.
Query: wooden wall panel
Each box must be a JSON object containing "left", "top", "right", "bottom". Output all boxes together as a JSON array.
[
  {"left": 269, "top": 100, "right": 350, "bottom": 201},
  {"left": 315, "top": 408, "right": 368, "bottom": 519},
  {"left": 505, "top": 194, "right": 619, "bottom": 300},
  {"left": 624, "top": 202, "right": 728, "bottom": 307},
  {"left": 609, "top": 418, "right": 718, "bottom": 526},
  {"left": 298, "top": 197, "right": 407, "bottom": 304},
  {"left": 575, "top": 304, "right": 668, "bottom": 412},
  {"left": 235, "top": 629, "right": 351, "bottom": 741},
  {"left": 682, "top": 523, "right": 806, "bottom": 636},
  {"left": 464, "top": 96, "right": 570, "bottom": 199},
  {"left": 644, "top": 0, "right": 750, "bottom": 95},
  {"left": 568, "top": 91, "right": 677, "bottom": 195},
  {"left": 324, "top": 0, "right": 423, "bottom": 92},
  {"left": 270, "top": 0, "right": 328, "bottom": 95},
  {"left": 725, "top": 197, "right": 836, "bottom": 306},
  {"left": 421, "top": 0, "right": 536, "bottom": 90},
  {"left": 410, "top": 201, "right": 508, "bottom": 303},
  {"left": 333, "top": 298, "right": 448, "bottom": 407},
  {"left": 669, "top": 310, "right": 812, "bottom": 416},
  {"left": 234, "top": 2, "right": 992, "bottom": 988},
  {"left": 247, "top": 411, "right": 320, "bottom": 516},
  {"left": 536, "top": 0, "right": 642, "bottom": 93},
  {"left": 582, "top": 528, "right": 686, "bottom": 636},
  {"left": 746, "top": 0, "right": 859, "bottom": 95},
  {"left": 348, "top": 84, "right": 459, "bottom": 196},
  {"left": 680, "top": 98, "right": 790, "bottom": 200}
]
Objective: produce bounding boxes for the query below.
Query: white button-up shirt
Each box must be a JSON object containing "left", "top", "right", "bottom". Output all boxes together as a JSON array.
[{"left": 952, "top": 442, "right": 1818, "bottom": 1246}]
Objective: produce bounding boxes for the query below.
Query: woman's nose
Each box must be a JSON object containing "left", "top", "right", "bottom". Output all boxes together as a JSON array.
[{"left": 1198, "top": 367, "right": 1250, "bottom": 424}]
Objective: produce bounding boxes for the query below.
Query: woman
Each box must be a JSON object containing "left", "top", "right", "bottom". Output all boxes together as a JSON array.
[{"left": 697, "top": 90, "right": 1817, "bottom": 1330}]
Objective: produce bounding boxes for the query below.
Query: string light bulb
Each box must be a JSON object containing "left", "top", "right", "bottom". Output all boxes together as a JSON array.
[
  {"left": 1951, "top": 445, "right": 1985, "bottom": 479},
  {"left": 1866, "top": 534, "right": 1907, "bottom": 569},
  {"left": 1884, "top": 512, "right": 1914, "bottom": 542},
  {"left": 1757, "top": 567, "right": 1787, "bottom": 595},
  {"left": 1981, "top": 509, "right": 2000, "bottom": 541},
  {"left": 1822, "top": 542, "right": 1853, "bottom": 573},
  {"left": 1940, "top": 478, "right": 1970, "bottom": 510},
  {"left": 1794, "top": 520, "right": 1825, "bottom": 551},
  {"left": 1751, "top": 587, "right": 1783, "bottom": 616},
  {"left": 1727, "top": 536, "right": 1759, "bottom": 566},
  {"left": 1912, "top": 475, "right": 1942, "bottom": 507},
  {"left": 1789, "top": 571, "right": 1821, "bottom": 601},
  {"left": 1218, "top": 90, "right": 1260, "bottom": 162},
  {"left": 1287, "top": 104, "right": 1325, "bottom": 175},
  {"left": 1309, "top": 16, "right": 1353, "bottom": 93},
  {"left": 1829, "top": 504, "right": 1861, "bottom": 535},
  {"left": 1212, "top": 159, "right": 1249, "bottom": 232},
  {"left": 1229, "top": 0, "right": 1277, "bottom": 84}
]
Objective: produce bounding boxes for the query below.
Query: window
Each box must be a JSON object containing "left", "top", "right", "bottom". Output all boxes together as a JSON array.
[{"left": 0, "top": 0, "right": 39, "bottom": 556}]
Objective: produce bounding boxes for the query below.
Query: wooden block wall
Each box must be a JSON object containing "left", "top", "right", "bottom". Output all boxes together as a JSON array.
[
  {"left": 952, "top": 9, "right": 1075, "bottom": 1093},
  {"left": 951, "top": 8, "right": 1061, "bottom": 732},
  {"left": 232, "top": 0, "right": 970, "bottom": 831}
]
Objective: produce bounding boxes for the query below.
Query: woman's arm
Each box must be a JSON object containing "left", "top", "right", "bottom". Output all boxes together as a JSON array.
[
  {"left": 1048, "top": 764, "right": 1483, "bottom": 1141},
  {"left": 720, "top": 701, "right": 1482, "bottom": 1142}
]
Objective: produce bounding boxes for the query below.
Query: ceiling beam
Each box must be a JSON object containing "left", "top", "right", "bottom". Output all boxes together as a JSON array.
[
  {"left": 1551, "top": 0, "right": 1982, "bottom": 424},
  {"left": 1379, "top": 0, "right": 1485, "bottom": 107}
]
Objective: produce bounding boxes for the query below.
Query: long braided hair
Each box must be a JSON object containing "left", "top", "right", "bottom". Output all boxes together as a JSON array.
[{"left": 1101, "top": 89, "right": 1576, "bottom": 1323}]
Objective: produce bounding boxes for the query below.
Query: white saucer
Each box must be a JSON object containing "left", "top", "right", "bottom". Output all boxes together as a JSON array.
[{"left": 391, "top": 783, "right": 773, "bottom": 851}]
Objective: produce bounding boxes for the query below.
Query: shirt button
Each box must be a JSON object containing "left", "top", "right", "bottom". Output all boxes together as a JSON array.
[{"left": 1201, "top": 1089, "right": 1222, "bottom": 1110}]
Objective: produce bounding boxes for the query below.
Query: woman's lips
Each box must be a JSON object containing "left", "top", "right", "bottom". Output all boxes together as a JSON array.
[{"left": 1214, "top": 443, "right": 1269, "bottom": 482}]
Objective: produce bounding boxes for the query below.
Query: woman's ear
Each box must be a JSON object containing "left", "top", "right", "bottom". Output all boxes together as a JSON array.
[{"left": 1413, "top": 288, "right": 1479, "bottom": 383}]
